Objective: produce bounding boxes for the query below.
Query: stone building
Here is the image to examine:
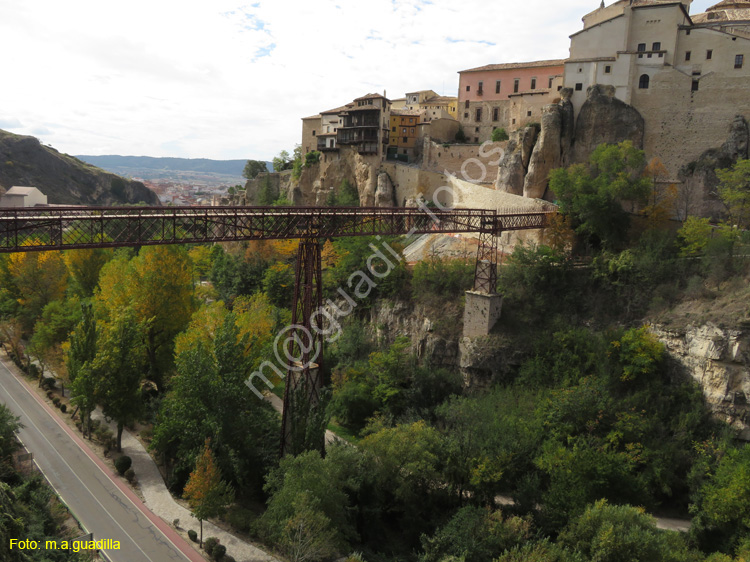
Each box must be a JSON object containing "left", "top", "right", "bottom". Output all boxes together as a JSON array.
[
  {"left": 389, "top": 109, "right": 423, "bottom": 158},
  {"left": 457, "top": 60, "right": 565, "bottom": 143},
  {"left": 565, "top": 0, "right": 750, "bottom": 175},
  {"left": 404, "top": 90, "right": 458, "bottom": 122},
  {"left": 337, "top": 93, "right": 392, "bottom": 158},
  {"left": 301, "top": 114, "right": 321, "bottom": 156}
]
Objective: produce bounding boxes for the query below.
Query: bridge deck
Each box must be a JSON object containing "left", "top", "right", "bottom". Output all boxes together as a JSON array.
[{"left": 0, "top": 205, "right": 554, "bottom": 253}]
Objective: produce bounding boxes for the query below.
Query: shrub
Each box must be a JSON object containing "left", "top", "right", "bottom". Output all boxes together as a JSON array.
[
  {"left": 125, "top": 468, "right": 136, "bottom": 484},
  {"left": 173, "top": 518, "right": 180, "bottom": 528},
  {"left": 53, "top": 398, "right": 61, "bottom": 408},
  {"left": 491, "top": 128, "right": 509, "bottom": 142},
  {"left": 115, "top": 455, "right": 132, "bottom": 475},
  {"left": 60, "top": 404, "right": 67, "bottom": 413},
  {"left": 188, "top": 529, "right": 198, "bottom": 543},
  {"left": 42, "top": 377, "right": 56, "bottom": 390},
  {"left": 211, "top": 544, "right": 226, "bottom": 560},
  {"left": 46, "top": 391, "right": 53, "bottom": 399},
  {"left": 204, "top": 537, "right": 219, "bottom": 555}
]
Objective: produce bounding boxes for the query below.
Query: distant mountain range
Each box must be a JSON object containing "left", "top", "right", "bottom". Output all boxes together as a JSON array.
[{"left": 76, "top": 155, "right": 273, "bottom": 178}]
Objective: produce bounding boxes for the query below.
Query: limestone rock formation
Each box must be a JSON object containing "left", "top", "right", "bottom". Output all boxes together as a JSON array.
[
  {"left": 651, "top": 323, "right": 750, "bottom": 440},
  {"left": 678, "top": 115, "right": 749, "bottom": 219},
  {"left": 559, "top": 88, "right": 575, "bottom": 166},
  {"left": 571, "top": 84, "right": 645, "bottom": 163},
  {"left": 524, "top": 105, "right": 563, "bottom": 199},
  {"left": 495, "top": 125, "right": 538, "bottom": 195},
  {"left": 375, "top": 171, "right": 396, "bottom": 207}
]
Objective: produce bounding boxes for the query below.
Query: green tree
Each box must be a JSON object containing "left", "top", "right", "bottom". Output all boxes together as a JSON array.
[
  {"left": 717, "top": 159, "right": 750, "bottom": 228},
  {"left": 94, "top": 308, "right": 146, "bottom": 451},
  {"left": 67, "top": 302, "right": 98, "bottom": 437},
  {"left": 262, "top": 262, "right": 294, "bottom": 309},
  {"left": 243, "top": 159, "right": 269, "bottom": 180},
  {"left": 273, "top": 150, "right": 294, "bottom": 172},
  {"left": 0, "top": 404, "right": 22, "bottom": 477},
  {"left": 559, "top": 500, "right": 701, "bottom": 562},
  {"left": 491, "top": 128, "right": 509, "bottom": 142},
  {"left": 282, "top": 492, "right": 338, "bottom": 562},
  {"left": 257, "top": 175, "right": 277, "bottom": 205},
  {"left": 63, "top": 248, "right": 113, "bottom": 297},
  {"left": 304, "top": 151, "right": 321, "bottom": 167},
  {"left": 549, "top": 141, "right": 651, "bottom": 249},
  {"left": 183, "top": 438, "right": 234, "bottom": 546}
]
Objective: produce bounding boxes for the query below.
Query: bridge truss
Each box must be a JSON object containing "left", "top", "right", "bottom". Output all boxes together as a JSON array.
[{"left": 0, "top": 204, "right": 554, "bottom": 455}]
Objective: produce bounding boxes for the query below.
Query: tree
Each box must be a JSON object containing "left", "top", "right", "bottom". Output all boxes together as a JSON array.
[
  {"left": 243, "top": 159, "right": 269, "bottom": 180},
  {"left": 7, "top": 248, "right": 68, "bottom": 331},
  {"left": 262, "top": 262, "right": 294, "bottom": 308},
  {"left": 642, "top": 157, "right": 678, "bottom": 230},
  {"left": 491, "top": 128, "right": 509, "bottom": 142},
  {"left": 63, "top": 248, "right": 113, "bottom": 297},
  {"left": 717, "top": 159, "right": 750, "bottom": 228},
  {"left": 29, "top": 298, "right": 81, "bottom": 388},
  {"left": 257, "top": 175, "right": 277, "bottom": 205},
  {"left": 549, "top": 141, "right": 651, "bottom": 250},
  {"left": 0, "top": 404, "right": 22, "bottom": 477},
  {"left": 282, "top": 492, "right": 337, "bottom": 562},
  {"left": 96, "top": 246, "right": 194, "bottom": 388},
  {"left": 67, "top": 302, "right": 97, "bottom": 436},
  {"left": 183, "top": 438, "right": 234, "bottom": 546},
  {"left": 559, "top": 500, "right": 700, "bottom": 562},
  {"left": 94, "top": 308, "right": 146, "bottom": 451},
  {"left": 273, "top": 150, "right": 293, "bottom": 172}
]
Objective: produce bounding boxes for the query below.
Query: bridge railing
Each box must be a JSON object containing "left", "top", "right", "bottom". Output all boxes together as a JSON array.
[{"left": 0, "top": 205, "right": 555, "bottom": 253}]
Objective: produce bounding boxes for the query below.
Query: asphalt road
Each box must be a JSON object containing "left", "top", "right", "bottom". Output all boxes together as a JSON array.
[{"left": 0, "top": 358, "right": 200, "bottom": 562}]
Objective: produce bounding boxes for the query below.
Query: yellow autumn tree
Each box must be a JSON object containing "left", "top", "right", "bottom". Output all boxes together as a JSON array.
[
  {"left": 96, "top": 246, "right": 194, "bottom": 386},
  {"left": 8, "top": 246, "right": 68, "bottom": 330},
  {"left": 63, "top": 248, "right": 113, "bottom": 297},
  {"left": 642, "top": 157, "right": 678, "bottom": 230},
  {"left": 174, "top": 302, "right": 228, "bottom": 359},
  {"left": 183, "top": 439, "right": 234, "bottom": 546}
]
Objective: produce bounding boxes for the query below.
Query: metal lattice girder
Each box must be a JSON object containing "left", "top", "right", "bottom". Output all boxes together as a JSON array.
[
  {"left": 473, "top": 216, "right": 500, "bottom": 294},
  {"left": 0, "top": 206, "right": 555, "bottom": 253},
  {"left": 280, "top": 239, "right": 324, "bottom": 457}
]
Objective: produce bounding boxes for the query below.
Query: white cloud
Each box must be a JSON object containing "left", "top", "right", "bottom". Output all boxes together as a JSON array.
[{"left": 0, "top": 0, "right": 718, "bottom": 160}]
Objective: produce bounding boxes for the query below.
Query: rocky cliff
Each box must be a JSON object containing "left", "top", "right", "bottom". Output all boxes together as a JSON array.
[
  {"left": 677, "top": 115, "right": 749, "bottom": 220},
  {"left": 497, "top": 85, "right": 644, "bottom": 200},
  {"left": 0, "top": 130, "right": 159, "bottom": 206},
  {"left": 651, "top": 322, "right": 750, "bottom": 440}
]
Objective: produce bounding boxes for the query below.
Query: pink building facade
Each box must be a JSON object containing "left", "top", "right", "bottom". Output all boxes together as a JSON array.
[{"left": 457, "top": 59, "right": 565, "bottom": 143}]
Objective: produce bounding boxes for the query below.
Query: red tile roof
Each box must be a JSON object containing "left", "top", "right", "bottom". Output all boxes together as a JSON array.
[{"left": 459, "top": 59, "right": 567, "bottom": 73}]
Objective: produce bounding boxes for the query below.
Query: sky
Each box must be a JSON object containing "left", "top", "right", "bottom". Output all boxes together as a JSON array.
[{"left": 0, "top": 0, "right": 716, "bottom": 161}]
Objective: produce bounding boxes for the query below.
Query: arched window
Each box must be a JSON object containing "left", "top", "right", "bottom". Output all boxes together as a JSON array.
[{"left": 638, "top": 74, "right": 650, "bottom": 89}]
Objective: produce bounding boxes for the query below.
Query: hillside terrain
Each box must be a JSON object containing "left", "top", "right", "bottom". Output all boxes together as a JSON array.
[
  {"left": 0, "top": 130, "right": 159, "bottom": 206},
  {"left": 76, "top": 155, "right": 271, "bottom": 186}
]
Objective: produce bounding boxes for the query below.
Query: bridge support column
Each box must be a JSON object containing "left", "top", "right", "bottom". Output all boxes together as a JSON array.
[
  {"left": 464, "top": 225, "right": 502, "bottom": 338},
  {"left": 280, "top": 239, "right": 325, "bottom": 457}
]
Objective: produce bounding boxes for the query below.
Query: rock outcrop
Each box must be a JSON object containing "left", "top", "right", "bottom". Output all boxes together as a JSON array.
[
  {"left": 571, "top": 84, "right": 645, "bottom": 163},
  {"left": 524, "top": 104, "right": 564, "bottom": 199},
  {"left": 652, "top": 323, "right": 750, "bottom": 440},
  {"left": 375, "top": 171, "right": 396, "bottom": 207},
  {"left": 0, "top": 129, "right": 159, "bottom": 206},
  {"left": 495, "top": 125, "right": 538, "bottom": 195},
  {"left": 678, "top": 115, "right": 749, "bottom": 220}
]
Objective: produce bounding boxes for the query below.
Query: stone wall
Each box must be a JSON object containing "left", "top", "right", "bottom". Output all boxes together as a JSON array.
[{"left": 421, "top": 139, "right": 506, "bottom": 184}]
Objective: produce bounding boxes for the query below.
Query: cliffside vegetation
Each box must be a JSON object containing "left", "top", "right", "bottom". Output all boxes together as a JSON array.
[{"left": 0, "top": 143, "right": 748, "bottom": 561}]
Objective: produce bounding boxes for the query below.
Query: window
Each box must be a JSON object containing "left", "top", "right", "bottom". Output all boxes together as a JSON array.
[
  {"left": 527, "top": 110, "right": 532, "bottom": 117},
  {"left": 706, "top": 49, "right": 713, "bottom": 60},
  {"left": 475, "top": 127, "right": 479, "bottom": 132},
  {"left": 464, "top": 112, "right": 469, "bottom": 118},
  {"left": 685, "top": 51, "right": 691, "bottom": 61},
  {"left": 735, "top": 54, "right": 744, "bottom": 69},
  {"left": 638, "top": 43, "right": 646, "bottom": 58},
  {"left": 495, "top": 80, "right": 501, "bottom": 93},
  {"left": 530, "top": 77, "right": 537, "bottom": 90},
  {"left": 692, "top": 79, "right": 699, "bottom": 91},
  {"left": 513, "top": 78, "right": 519, "bottom": 93},
  {"left": 410, "top": 128, "right": 414, "bottom": 134},
  {"left": 466, "top": 85, "right": 470, "bottom": 92},
  {"left": 575, "top": 83, "right": 583, "bottom": 91},
  {"left": 686, "top": 29, "right": 691, "bottom": 35},
  {"left": 403, "top": 137, "right": 408, "bottom": 143},
  {"left": 638, "top": 74, "right": 650, "bottom": 89},
  {"left": 475, "top": 108, "right": 482, "bottom": 122},
  {"left": 474, "top": 137, "right": 479, "bottom": 143},
  {"left": 409, "top": 118, "right": 413, "bottom": 123},
  {"left": 312, "top": 130, "right": 316, "bottom": 136},
  {"left": 605, "top": 65, "right": 612, "bottom": 74},
  {"left": 512, "top": 118, "right": 516, "bottom": 125},
  {"left": 392, "top": 126, "right": 396, "bottom": 132},
  {"left": 492, "top": 107, "right": 499, "bottom": 121},
  {"left": 548, "top": 76, "right": 554, "bottom": 88},
  {"left": 465, "top": 100, "right": 470, "bottom": 109},
  {"left": 402, "top": 128, "right": 407, "bottom": 133},
  {"left": 478, "top": 81, "right": 484, "bottom": 94},
  {"left": 652, "top": 42, "right": 661, "bottom": 51}
]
